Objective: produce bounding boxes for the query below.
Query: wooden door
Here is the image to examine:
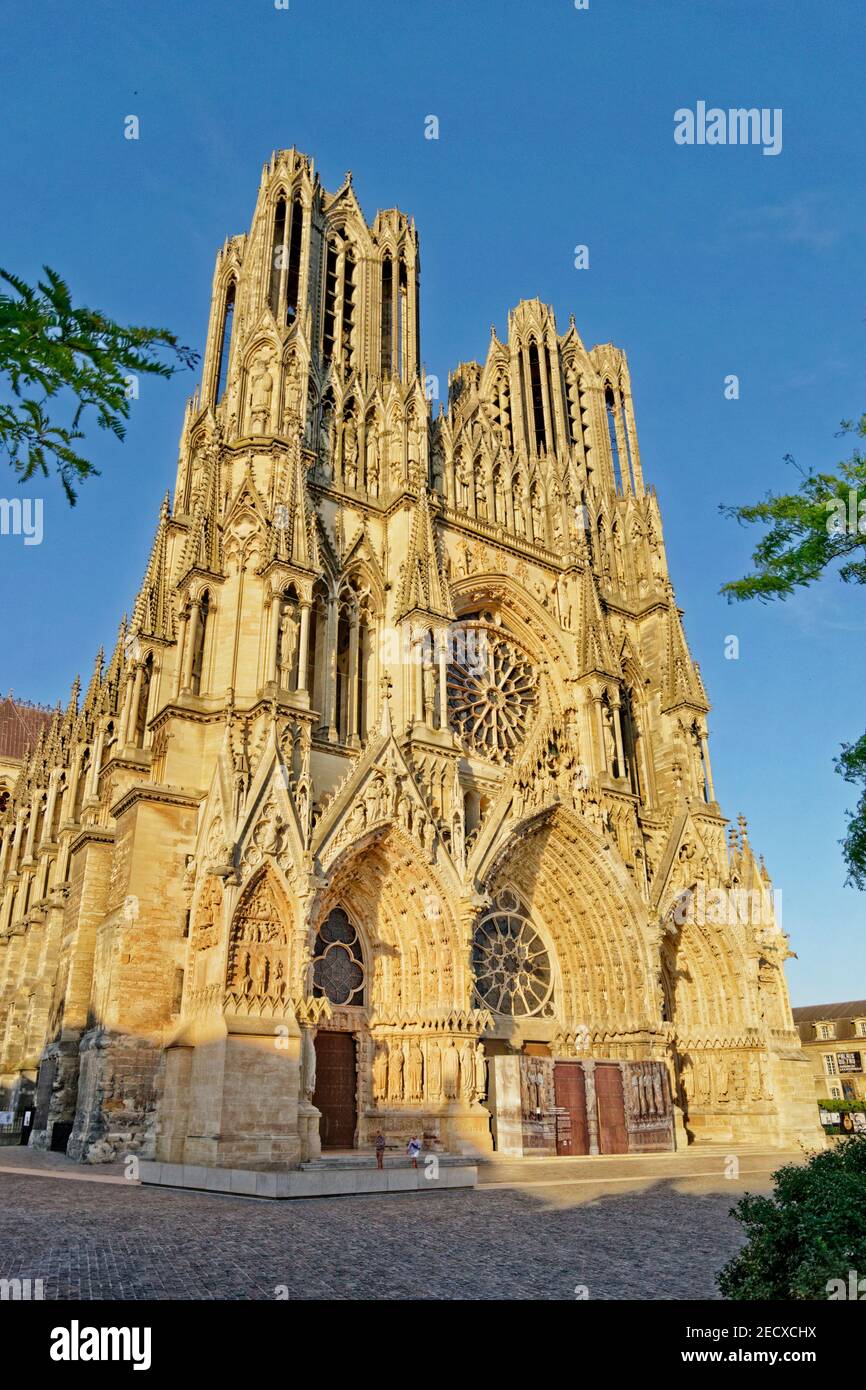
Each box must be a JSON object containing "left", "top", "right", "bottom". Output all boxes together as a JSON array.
[
  {"left": 595, "top": 1063, "right": 629, "bottom": 1154},
  {"left": 313, "top": 1032, "right": 357, "bottom": 1149},
  {"left": 554, "top": 1063, "right": 589, "bottom": 1155}
]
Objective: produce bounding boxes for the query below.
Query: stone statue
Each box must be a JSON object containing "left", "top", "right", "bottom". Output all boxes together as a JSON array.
[
  {"left": 388, "top": 1042, "right": 404, "bottom": 1101},
  {"left": 301, "top": 1028, "right": 316, "bottom": 1102},
  {"left": 343, "top": 416, "right": 358, "bottom": 488},
  {"left": 278, "top": 604, "right": 299, "bottom": 686},
  {"left": 282, "top": 356, "right": 301, "bottom": 428},
  {"left": 474, "top": 1044, "right": 486, "bottom": 1100},
  {"left": 407, "top": 1041, "right": 424, "bottom": 1101},
  {"left": 249, "top": 352, "right": 275, "bottom": 434},
  {"left": 366, "top": 430, "right": 379, "bottom": 496},
  {"left": 442, "top": 1040, "right": 460, "bottom": 1099},
  {"left": 372, "top": 1045, "right": 388, "bottom": 1100}
]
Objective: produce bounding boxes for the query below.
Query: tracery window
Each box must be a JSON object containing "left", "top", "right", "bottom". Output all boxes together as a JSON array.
[
  {"left": 313, "top": 907, "right": 365, "bottom": 1006},
  {"left": 472, "top": 891, "right": 553, "bottom": 1017},
  {"left": 215, "top": 281, "right": 235, "bottom": 402},
  {"left": 269, "top": 197, "right": 287, "bottom": 318},
  {"left": 322, "top": 240, "right": 338, "bottom": 362},
  {"left": 191, "top": 591, "right": 210, "bottom": 696},
  {"left": 285, "top": 195, "right": 303, "bottom": 323},
  {"left": 380, "top": 255, "right": 393, "bottom": 376},
  {"left": 528, "top": 342, "right": 546, "bottom": 453}
]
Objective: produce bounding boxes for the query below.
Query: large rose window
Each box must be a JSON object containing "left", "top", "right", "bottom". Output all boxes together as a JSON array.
[
  {"left": 472, "top": 893, "right": 553, "bottom": 1017},
  {"left": 447, "top": 628, "right": 537, "bottom": 763}
]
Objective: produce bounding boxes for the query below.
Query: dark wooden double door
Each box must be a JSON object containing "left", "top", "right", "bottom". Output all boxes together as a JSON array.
[
  {"left": 554, "top": 1062, "right": 628, "bottom": 1156},
  {"left": 313, "top": 1031, "right": 357, "bottom": 1149},
  {"left": 554, "top": 1063, "right": 589, "bottom": 1155}
]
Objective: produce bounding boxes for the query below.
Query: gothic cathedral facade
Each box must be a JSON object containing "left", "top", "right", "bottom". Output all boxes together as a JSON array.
[{"left": 0, "top": 150, "right": 820, "bottom": 1165}]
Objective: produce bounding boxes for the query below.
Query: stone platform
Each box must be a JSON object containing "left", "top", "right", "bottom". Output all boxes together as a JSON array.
[{"left": 138, "top": 1154, "right": 476, "bottom": 1200}]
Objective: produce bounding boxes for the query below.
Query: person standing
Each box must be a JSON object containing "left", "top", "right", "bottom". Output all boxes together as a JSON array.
[
  {"left": 375, "top": 1130, "right": 386, "bottom": 1170},
  {"left": 407, "top": 1135, "right": 421, "bottom": 1169}
]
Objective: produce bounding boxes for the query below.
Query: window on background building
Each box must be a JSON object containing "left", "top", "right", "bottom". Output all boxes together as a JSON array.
[
  {"left": 824, "top": 1054, "right": 838, "bottom": 1076},
  {"left": 829, "top": 1086, "right": 842, "bottom": 1100},
  {"left": 818, "top": 1023, "right": 834, "bottom": 1040}
]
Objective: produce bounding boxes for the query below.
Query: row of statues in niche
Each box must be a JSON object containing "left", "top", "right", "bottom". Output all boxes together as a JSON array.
[
  {"left": 629, "top": 1062, "right": 668, "bottom": 1119},
  {"left": 372, "top": 1036, "right": 486, "bottom": 1104},
  {"left": 311, "top": 405, "right": 426, "bottom": 495},
  {"left": 680, "top": 1051, "right": 772, "bottom": 1106},
  {"left": 228, "top": 946, "right": 287, "bottom": 998},
  {"left": 243, "top": 349, "right": 429, "bottom": 498}
]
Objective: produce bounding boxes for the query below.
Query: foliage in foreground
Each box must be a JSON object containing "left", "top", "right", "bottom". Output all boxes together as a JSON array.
[
  {"left": 721, "top": 415, "right": 866, "bottom": 888},
  {"left": 717, "top": 1134, "right": 866, "bottom": 1300},
  {"left": 0, "top": 266, "right": 197, "bottom": 503}
]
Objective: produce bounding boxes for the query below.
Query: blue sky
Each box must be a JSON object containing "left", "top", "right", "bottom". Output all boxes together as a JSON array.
[{"left": 1, "top": 0, "right": 864, "bottom": 1003}]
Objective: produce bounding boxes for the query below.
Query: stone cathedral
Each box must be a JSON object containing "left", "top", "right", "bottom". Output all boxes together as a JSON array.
[{"left": 0, "top": 149, "right": 819, "bottom": 1168}]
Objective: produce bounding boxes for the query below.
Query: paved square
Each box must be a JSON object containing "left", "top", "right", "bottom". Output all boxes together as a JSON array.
[{"left": 0, "top": 1148, "right": 795, "bottom": 1300}]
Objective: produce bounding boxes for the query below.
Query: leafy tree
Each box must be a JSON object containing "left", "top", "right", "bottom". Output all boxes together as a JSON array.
[
  {"left": 0, "top": 266, "right": 198, "bottom": 504},
  {"left": 721, "top": 415, "right": 866, "bottom": 887},
  {"left": 717, "top": 1135, "right": 866, "bottom": 1300}
]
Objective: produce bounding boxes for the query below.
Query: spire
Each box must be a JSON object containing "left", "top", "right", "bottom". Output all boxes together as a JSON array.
[
  {"left": 180, "top": 441, "right": 222, "bottom": 578},
  {"left": 394, "top": 488, "right": 453, "bottom": 621},
  {"left": 100, "top": 615, "right": 128, "bottom": 717},
  {"left": 268, "top": 432, "right": 317, "bottom": 570},
  {"left": 662, "top": 583, "right": 708, "bottom": 713},
  {"left": 132, "top": 493, "right": 174, "bottom": 640},
  {"left": 576, "top": 562, "right": 618, "bottom": 679},
  {"left": 83, "top": 647, "right": 105, "bottom": 715},
  {"left": 65, "top": 674, "right": 81, "bottom": 722}
]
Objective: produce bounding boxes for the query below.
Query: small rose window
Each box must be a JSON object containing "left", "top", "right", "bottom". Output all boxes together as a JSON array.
[{"left": 313, "top": 908, "right": 365, "bottom": 1006}]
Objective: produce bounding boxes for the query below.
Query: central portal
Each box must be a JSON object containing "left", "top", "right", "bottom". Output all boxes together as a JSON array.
[{"left": 313, "top": 1032, "right": 357, "bottom": 1149}]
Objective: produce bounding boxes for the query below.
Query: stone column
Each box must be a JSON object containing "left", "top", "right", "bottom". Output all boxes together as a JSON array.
[
  {"left": 700, "top": 728, "right": 716, "bottom": 804},
  {"left": 323, "top": 598, "right": 337, "bottom": 741},
  {"left": 40, "top": 772, "right": 60, "bottom": 847},
  {"left": 174, "top": 610, "right": 188, "bottom": 698},
  {"left": 119, "top": 668, "right": 136, "bottom": 742},
  {"left": 347, "top": 608, "right": 360, "bottom": 745},
  {"left": 126, "top": 663, "right": 144, "bottom": 746},
  {"left": 592, "top": 690, "right": 607, "bottom": 773},
  {"left": 181, "top": 602, "right": 199, "bottom": 693},
  {"left": 265, "top": 589, "right": 279, "bottom": 686},
  {"left": 414, "top": 635, "right": 425, "bottom": 725},
  {"left": 437, "top": 633, "right": 449, "bottom": 732},
  {"left": 611, "top": 693, "right": 626, "bottom": 780},
  {"left": 297, "top": 601, "right": 311, "bottom": 694},
  {"left": 614, "top": 397, "right": 631, "bottom": 494},
  {"left": 584, "top": 1060, "right": 600, "bottom": 1155},
  {"left": 85, "top": 728, "right": 106, "bottom": 801}
]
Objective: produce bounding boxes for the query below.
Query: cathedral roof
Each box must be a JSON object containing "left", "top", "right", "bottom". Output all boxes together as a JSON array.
[{"left": 0, "top": 695, "right": 53, "bottom": 761}]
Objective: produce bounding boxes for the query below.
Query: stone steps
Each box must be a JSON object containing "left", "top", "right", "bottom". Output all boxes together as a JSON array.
[{"left": 139, "top": 1157, "right": 477, "bottom": 1200}]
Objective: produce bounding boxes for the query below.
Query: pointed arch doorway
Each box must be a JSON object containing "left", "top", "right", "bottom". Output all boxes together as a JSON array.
[{"left": 311, "top": 906, "right": 366, "bottom": 1150}]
